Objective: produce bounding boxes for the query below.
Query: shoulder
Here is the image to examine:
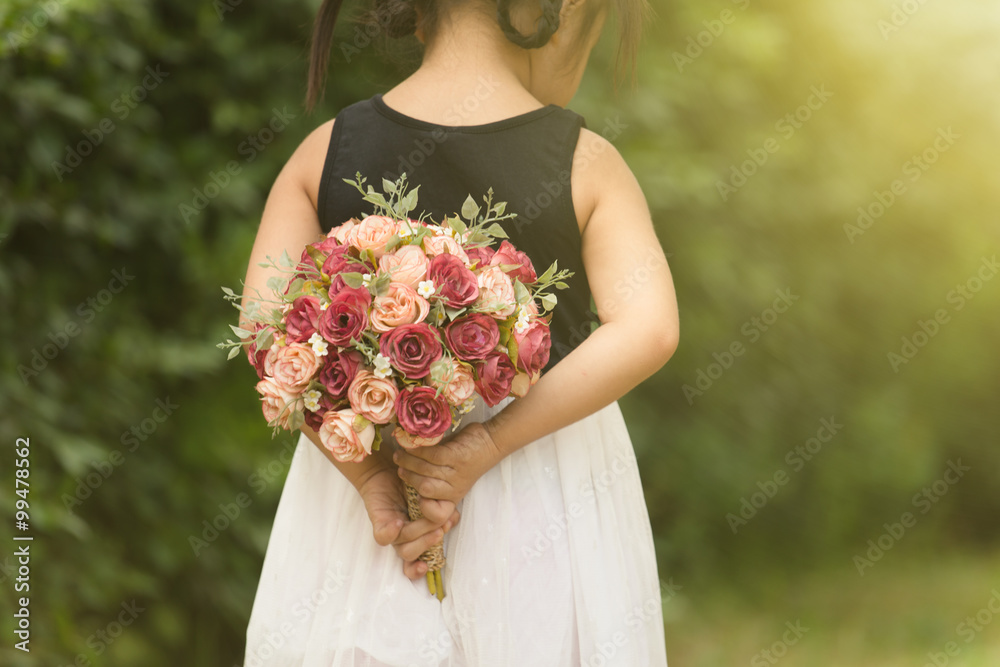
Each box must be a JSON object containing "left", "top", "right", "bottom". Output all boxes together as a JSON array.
[
  {"left": 282, "top": 117, "right": 338, "bottom": 211},
  {"left": 570, "top": 126, "right": 643, "bottom": 236}
]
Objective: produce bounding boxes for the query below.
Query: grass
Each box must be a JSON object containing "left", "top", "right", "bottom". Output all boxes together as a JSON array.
[{"left": 663, "top": 550, "right": 1000, "bottom": 666}]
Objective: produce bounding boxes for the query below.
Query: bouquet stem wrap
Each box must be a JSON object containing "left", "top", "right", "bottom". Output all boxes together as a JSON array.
[{"left": 403, "top": 481, "right": 446, "bottom": 600}]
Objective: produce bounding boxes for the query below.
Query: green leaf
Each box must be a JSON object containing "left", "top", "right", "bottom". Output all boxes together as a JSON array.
[
  {"left": 287, "top": 410, "right": 305, "bottom": 431},
  {"left": 539, "top": 293, "right": 558, "bottom": 311},
  {"left": 382, "top": 177, "right": 396, "bottom": 194},
  {"left": 491, "top": 201, "right": 507, "bottom": 216},
  {"left": 341, "top": 272, "right": 364, "bottom": 288},
  {"left": 513, "top": 279, "right": 530, "bottom": 304},
  {"left": 229, "top": 324, "right": 252, "bottom": 339},
  {"left": 278, "top": 249, "right": 294, "bottom": 269},
  {"left": 400, "top": 187, "right": 419, "bottom": 215},
  {"left": 227, "top": 346, "right": 241, "bottom": 360},
  {"left": 221, "top": 286, "right": 237, "bottom": 297},
  {"left": 553, "top": 281, "right": 570, "bottom": 289},
  {"left": 461, "top": 194, "right": 480, "bottom": 222},
  {"left": 485, "top": 223, "right": 508, "bottom": 239},
  {"left": 444, "top": 306, "right": 467, "bottom": 321},
  {"left": 448, "top": 215, "right": 467, "bottom": 235},
  {"left": 266, "top": 275, "right": 287, "bottom": 292}
]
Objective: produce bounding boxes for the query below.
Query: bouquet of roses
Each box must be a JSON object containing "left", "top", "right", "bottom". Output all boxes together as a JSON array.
[{"left": 218, "top": 172, "right": 572, "bottom": 599}]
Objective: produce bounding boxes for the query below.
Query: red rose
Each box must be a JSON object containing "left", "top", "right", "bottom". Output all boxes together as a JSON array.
[
  {"left": 513, "top": 320, "right": 551, "bottom": 375},
  {"left": 318, "top": 348, "right": 363, "bottom": 399},
  {"left": 318, "top": 286, "right": 371, "bottom": 347},
  {"left": 379, "top": 322, "right": 443, "bottom": 379},
  {"left": 395, "top": 385, "right": 453, "bottom": 440},
  {"left": 444, "top": 313, "right": 500, "bottom": 361},
  {"left": 284, "top": 295, "right": 323, "bottom": 343},
  {"left": 300, "top": 236, "right": 343, "bottom": 269},
  {"left": 489, "top": 239, "right": 537, "bottom": 284},
  {"left": 465, "top": 244, "right": 495, "bottom": 269},
  {"left": 474, "top": 351, "right": 516, "bottom": 407},
  {"left": 427, "top": 252, "right": 479, "bottom": 307}
]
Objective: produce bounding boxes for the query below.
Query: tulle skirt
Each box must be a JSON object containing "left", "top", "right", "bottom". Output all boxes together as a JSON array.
[{"left": 243, "top": 394, "right": 668, "bottom": 667}]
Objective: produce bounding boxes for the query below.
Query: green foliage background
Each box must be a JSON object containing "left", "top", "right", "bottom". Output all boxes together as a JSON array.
[{"left": 0, "top": 0, "right": 997, "bottom": 664}]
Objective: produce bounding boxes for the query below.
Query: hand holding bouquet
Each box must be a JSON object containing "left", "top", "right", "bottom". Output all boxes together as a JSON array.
[{"left": 219, "top": 173, "right": 572, "bottom": 598}]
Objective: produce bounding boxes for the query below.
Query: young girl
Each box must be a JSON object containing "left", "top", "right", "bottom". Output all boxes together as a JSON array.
[{"left": 240, "top": 0, "right": 678, "bottom": 663}]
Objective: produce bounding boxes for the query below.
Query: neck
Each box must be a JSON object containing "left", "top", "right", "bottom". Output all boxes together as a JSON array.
[{"left": 384, "top": 9, "right": 550, "bottom": 124}]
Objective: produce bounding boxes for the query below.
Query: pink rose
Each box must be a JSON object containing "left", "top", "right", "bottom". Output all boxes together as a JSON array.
[
  {"left": 318, "top": 408, "right": 375, "bottom": 463},
  {"left": 346, "top": 215, "right": 398, "bottom": 258},
  {"left": 256, "top": 377, "right": 303, "bottom": 429},
  {"left": 444, "top": 313, "right": 500, "bottom": 361},
  {"left": 318, "top": 348, "right": 364, "bottom": 399},
  {"left": 475, "top": 265, "right": 516, "bottom": 317},
  {"left": 347, "top": 370, "right": 398, "bottom": 424},
  {"left": 370, "top": 282, "right": 430, "bottom": 332},
  {"left": 427, "top": 358, "right": 477, "bottom": 406},
  {"left": 489, "top": 239, "right": 537, "bottom": 284},
  {"left": 379, "top": 322, "right": 443, "bottom": 379},
  {"left": 391, "top": 424, "right": 444, "bottom": 448},
  {"left": 284, "top": 295, "right": 323, "bottom": 343},
  {"left": 423, "top": 233, "right": 470, "bottom": 265},
  {"left": 465, "top": 244, "right": 495, "bottom": 269},
  {"left": 271, "top": 343, "right": 321, "bottom": 393},
  {"left": 395, "top": 386, "right": 453, "bottom": 442},
  {"left": 428, "top": 253, "right": 479, "bottom": 307},
  {"left": 318, "top": 285, "right": 371, "bottom": 346},
  {"left": 513, "top": 320, "right": 551, "bottom": 375},
  {"left": 330, "top": 218, "right": 359, "bottom": 245},
  {"left": 378, "top": 244, "right": 429, "bottom": 289},
  {"left": 474, "top": 351, "right": 516, "bottom": 407}
]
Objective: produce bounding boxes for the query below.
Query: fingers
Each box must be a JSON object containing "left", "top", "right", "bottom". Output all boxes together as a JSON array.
[
  {"left": 393, "top": 525, "right": 444, "bottom": 562},
  {"left": 419, "top": 496, "right": 457, "bottom": 525},
  {"left": 403, "top": 559, "right": 428, "bottom": 581},
  {"left": 398, "top": 467, "right": 453, "bottom": 502},
  {"left": 394, "top": 448, "right": 448, "bottom": 477},
  {"left": 372, "top": 517, "right": 404, "bottom": 547}
]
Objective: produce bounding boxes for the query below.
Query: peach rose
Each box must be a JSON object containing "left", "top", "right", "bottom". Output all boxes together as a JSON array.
[
  {"left": 378, "top": 244, "right": 430, "bottom": 289},
  {"left": 329, "top": 218, "right": 359, "bottom": 244},
  {"left": 256, "top": 377, "right": 303, "bottom": 429},
  {"left": 475, "top": 265, "right": 517, "bottom": 318},
  {"left": 422, "top": 234, "right": 470, "bottom": 265},
  {"left": 427, "top": 358, "right": 477, "bottom": 406},
  {"left": 347, "top": 370, "right": 398, "bottom": 424},
  {"left": 347, "top": 215, "right": 398, "bottom": 258},
  {"left": 370, "top": 281, "right": 430, "bottom": 332},
  {"left": 271, "top": 343, "right": 321, "bottom": 393},
  {"left": 319, "top": 408, "right": 375, "bottom": 463}
]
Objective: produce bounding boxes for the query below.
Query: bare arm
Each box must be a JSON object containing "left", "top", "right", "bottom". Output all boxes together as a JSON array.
[{"left": 481, "top": 129, "right": 679, "bottom": 455}]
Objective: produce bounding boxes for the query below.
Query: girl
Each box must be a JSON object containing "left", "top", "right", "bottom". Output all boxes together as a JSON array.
[{"left": 240, "top": 0, "right": 678, "bottom": 663}]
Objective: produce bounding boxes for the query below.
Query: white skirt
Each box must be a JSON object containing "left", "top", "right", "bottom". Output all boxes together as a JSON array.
[{"left": 243, "top": 394, "right": 669, "bottom": 667}]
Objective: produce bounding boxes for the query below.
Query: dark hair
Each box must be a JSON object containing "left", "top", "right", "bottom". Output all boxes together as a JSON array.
[{"left": 305, "top": 0, "right": 650, "bottom": 112}]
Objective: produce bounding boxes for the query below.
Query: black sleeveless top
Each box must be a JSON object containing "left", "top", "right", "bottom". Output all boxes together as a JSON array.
[{"left": 317, "top": 93, "right": 597, "bottom": 375}]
